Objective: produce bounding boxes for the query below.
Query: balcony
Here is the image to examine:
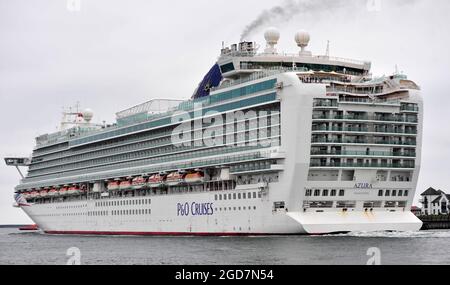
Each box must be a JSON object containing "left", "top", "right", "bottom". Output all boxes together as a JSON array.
[
  {"left": 373, "top": 140, "right": 417, "bottom": 146},
  {"left": 311, "top": 138, "right": 416, "bottom": 146},
  {"left": 401, "top": 106, "right": 419, "bottom": 112},
  {"left": 312, "top": 115, "right": 418, "bottom": 124},
  {"left": 374, "top": 129, "right": 417, "bottom": 135},
  {"left": 312, "top": 126, "right": 417, "bottom": 135},
  {"left": 313, "top": 101, "right": 338, "bottom": 108},
  {"left": 229, "top": 161, "right": 282, "bottom": 174},
  {"left": 339, "top": 98, "right": 401, "bottom": 106},
  {"left": 310, "top": 162, "right": 415, "bottom": 169},
  {"left": 310, "top": 150, "right": 416, "bottom": 158},
  {"left": 312, "top": 126, "right": 369, "bottom": 132}
]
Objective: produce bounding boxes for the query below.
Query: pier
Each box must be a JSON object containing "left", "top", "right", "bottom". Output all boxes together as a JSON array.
[{"left": 419, "top": 215, "right": 450, "bottom": 230}]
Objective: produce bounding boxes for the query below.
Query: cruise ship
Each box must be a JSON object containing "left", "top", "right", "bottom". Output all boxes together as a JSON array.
[{"left": 5, "top": 28, "right": 423, "bottom": 235}]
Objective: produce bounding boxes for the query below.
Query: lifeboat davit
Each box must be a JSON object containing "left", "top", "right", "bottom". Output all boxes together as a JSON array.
[
  {"left": 132, "top": 176, "right": 147, "bottom": 190},
  {"left": 185, "top": 172, "right": 204, "bottom": 184},
  {"left": 147, "top": 174, "right": 165, "bottom": 188},
  {"left": 107, "top": 180, "right": 120, "bottom": 191},
  {"left": 166, "top": 172, "right": 185, "bottom": 186},
  {"left": 119, "top": 179, "right": 132, "bottom": 190}
]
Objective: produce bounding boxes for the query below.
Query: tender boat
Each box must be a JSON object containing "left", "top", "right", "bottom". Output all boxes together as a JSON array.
[
  {"left": 107, "top": 180, "right": 120, "bottom": 191},
  {"left": 166, "top": 172, "right": 185, "bottom": 186},
  {"left": 147, "top": 173, "right": 165, "bottom": 188},
  {"left": 67, "top": 186, "right": 80, "bottom": 195},
  {"left": 185, "top": 172, "right": 204, "bottom": 184},
  {"left": 59, "top": 186, "right": 68, "bottom": 196},
  {"left": 132, "top": 176, "right": 147, "bottom": 190},
  {"left": 48, "top": 188, "right": 59, "bottom": 197},
  {"left": 119, "top": 179, "right": 132, "bottom": 190}
]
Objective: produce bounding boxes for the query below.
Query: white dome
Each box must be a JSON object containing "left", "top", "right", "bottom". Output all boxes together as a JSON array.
[
  {"left": 82, "top": 108, "right": 94, "bottom": 122},
  {"left": 295, "top": 30, "right": 310, "bottom": 47},
  {"left": 264, "top": 27, "right": 280, "bottom": 45}
]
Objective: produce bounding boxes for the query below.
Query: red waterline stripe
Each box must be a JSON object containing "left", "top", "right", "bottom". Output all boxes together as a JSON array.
[{"left": 44, "top": 231, "right": 299, "bottom": 236}]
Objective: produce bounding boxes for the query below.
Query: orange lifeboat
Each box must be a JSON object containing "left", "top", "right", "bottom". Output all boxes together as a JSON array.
[
  {"left": 39, "top": 189, "right": 49, "bottom": 197},
  {"left": 185, "top": 172, "right": 204, "bottom": 184},
  {"left": 59, "top": 186, "right": 68, "bottom": 196},
  {"left": 67, "top": 186, "right": 80, "bottom": 195},
  {"left": 107, "top": 180, "right": 120, "bottom": 191},
  {"left": 48, "top": 188, "right": 59, "bottom": 197},
  {"left": 166, "top": 172, "right": 185, "bottom": 186},
  {"left": 119, "top": 179, "right": 132, "bottom": 190},
  {"left": 30, "top": 190, "right": 39, "bottom": 198},
  {"left": 132, "top": 176, "right": 147, "bottom": 190},
  {"left": 147, "top": 174, "right": 165, "bottom": 188}
]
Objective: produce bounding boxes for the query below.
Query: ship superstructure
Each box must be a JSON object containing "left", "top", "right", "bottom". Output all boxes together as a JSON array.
[{"left": 6, "top": 28, "right": 423, "bottom": 235}]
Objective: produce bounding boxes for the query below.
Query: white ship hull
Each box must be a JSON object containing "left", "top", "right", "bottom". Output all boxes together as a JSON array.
[{"left": 21, "top": 188, "right": 422, "bottom": 235}]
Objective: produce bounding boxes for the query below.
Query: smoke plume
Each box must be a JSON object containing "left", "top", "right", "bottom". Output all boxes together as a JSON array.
[{"left": 240, "top": 0, "right": 421, "bottom": 41}]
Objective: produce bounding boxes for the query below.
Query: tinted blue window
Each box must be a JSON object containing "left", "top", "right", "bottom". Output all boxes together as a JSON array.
[{"left": 70, "top": 79, "right": 276, "bottom": 147}]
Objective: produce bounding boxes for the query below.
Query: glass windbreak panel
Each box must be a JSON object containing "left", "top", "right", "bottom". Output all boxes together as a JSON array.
[
  {"left": 69, "top": 80, "right": 277, "bottom": 148},
  {"left": 220, "top": 62, "right": 235, "bottom": 73}
]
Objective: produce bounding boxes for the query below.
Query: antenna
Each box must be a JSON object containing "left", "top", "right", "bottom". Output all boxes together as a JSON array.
[
  {"left": 325, "top": 40, "right": 330, "bottom": 57},
  {"left": 394, "top": 64, "right": 399, "bottom": 75},
  {"left": 59, "top": 103, "right": 96, "bottom": 130}
]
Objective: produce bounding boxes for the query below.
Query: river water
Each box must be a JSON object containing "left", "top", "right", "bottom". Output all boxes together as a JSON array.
[{"left": 1, "top": 228, "right": 449, "bottom": 265}]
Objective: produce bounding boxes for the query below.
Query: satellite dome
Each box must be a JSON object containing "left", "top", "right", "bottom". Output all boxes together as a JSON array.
[
  {"left": 295, "top": 30, "right": 310, "bottom": 48},
  {"left": 264, "top": 27, "right": 280, "bottom": 45},
  {"left": 264, "top": 27, "right": 280, "bottom": 55},
  {"left": 82, "top": 108, "right": 94, "bottom": 122},
  {"left": 295, "top": 30, "right": 312, "bottom": 56}
]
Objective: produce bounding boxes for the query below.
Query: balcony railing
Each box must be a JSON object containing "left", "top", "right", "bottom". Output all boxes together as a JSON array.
[
  {"left": 313, "top": 101, "right": 338, "bottom": 108},
  {"left": 339, "top": 98, "right": 401, "bottom": 105},
  {"left": 401, "top": 106, "right": 419, "bottom": 112},
  {"left": 310, "top": 150, "right": 416, "bottom": 157},
  {"left": 311, "top": 138, "right": 417, "bottom": 146},
  {"left": 230, "top": 161, "right": 276, "bottom": 173},
  {"left": 312, "top": 126, "right": 417, "bottom": 135},
  {"left": 310, "top": 162, "right": 415, "bottom": 169},
  {"left": 312, "top": 115, "right": 418, "bottom": 123},
  {"left": 320, "top": 127, "right": 414, "bottom": 134},
  {"left": 326, "top": 87, "right": 384, "bottom": 95}
]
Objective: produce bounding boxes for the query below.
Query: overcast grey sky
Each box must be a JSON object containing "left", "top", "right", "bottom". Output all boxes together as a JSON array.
[{"left": 1, "top": 0, "right": 449, "bottom": 224}]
